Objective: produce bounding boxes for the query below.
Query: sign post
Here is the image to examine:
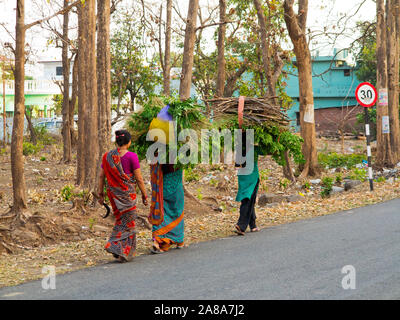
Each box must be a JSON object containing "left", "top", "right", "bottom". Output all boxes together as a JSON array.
[{"left": 355, "top": 82, "right": 378, "bottom": 192}]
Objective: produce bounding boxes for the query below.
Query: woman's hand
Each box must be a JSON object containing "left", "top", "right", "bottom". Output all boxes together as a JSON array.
[{"left": 142, "top": 194, "right": 148, "bottom": 206}]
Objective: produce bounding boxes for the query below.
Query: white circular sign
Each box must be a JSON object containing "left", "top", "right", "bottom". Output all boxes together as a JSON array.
[{"left": 355, "top": 82, "right": 377, "bottom": 108}]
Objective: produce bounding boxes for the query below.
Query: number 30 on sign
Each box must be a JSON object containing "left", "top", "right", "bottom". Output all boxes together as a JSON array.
[{"left": 355, "top": 82, "right": 378, "bottom": 108}]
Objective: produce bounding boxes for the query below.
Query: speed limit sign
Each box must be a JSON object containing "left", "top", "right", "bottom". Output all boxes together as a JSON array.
[
  {"left": 355, "top": 82, "right": 376, "bottom": 192},
  {"left": 355, "top": 82, "right": 378, "bottom": 108}
]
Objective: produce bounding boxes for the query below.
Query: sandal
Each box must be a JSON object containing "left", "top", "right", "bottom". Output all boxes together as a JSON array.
[
  {"left": 234, "top": 225, "right": 245, "bottom": 236},
  {"left": 150, "top": 247, "right": 166, "bottom": 254},
  {"left": 251, "top": 227, "right": 260, "bottom": 233}
]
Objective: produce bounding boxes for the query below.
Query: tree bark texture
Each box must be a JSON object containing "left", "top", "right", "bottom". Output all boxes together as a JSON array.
[
  {"left": 62, "top": 0, "right": 72, "bottom": 163},
  {"left": 163, "top": 0, "right": 172, "bottom": 96},
  {"left": 386, "top": 0, "right": 400, "bottom": 163},
  {"left": 216, "top": 0, "right": 227, "bottom": 97},
  {"left": 97, "top": 0, "right": 112, "bottom": 162},
  {"left": 10, "top": 0, "right": 28, "bottom": 213},
  {"left": 283, "top": 0, "right": 319, "bottom": 177},
  {"left": 376, "top": 0, "right": 394, "bottom": 167},
  {"left": 83, "top": 0, "right": 99, "bottom": 189},
  {"left": 179, "top": 0, "right": 200, "bottom": 100}
]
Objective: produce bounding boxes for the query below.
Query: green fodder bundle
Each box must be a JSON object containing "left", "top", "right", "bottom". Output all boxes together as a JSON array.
[
  {"left": 127, "top": 96, "right": 209, "bottom": 164},
  {"left": 209, "top": 97, "right": 304, "bottom": 167}
]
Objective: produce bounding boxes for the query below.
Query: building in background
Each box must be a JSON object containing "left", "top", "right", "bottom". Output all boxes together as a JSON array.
[{"left": 285, "top": 50, "right": 362, "bottom": 135}]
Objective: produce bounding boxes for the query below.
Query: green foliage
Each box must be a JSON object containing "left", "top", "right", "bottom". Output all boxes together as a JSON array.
[
  {"left": 88, "top": 218, "right": 97, "bottom": 230},
  {"left": 165, "top": 97, "right": 206, "bottom": 131},
  {"left": 40, "top": 156, "right": 46, "bottom": 162},
  {"left": 127, "top": 96, "right": 163, "bottom": 160},
  {"left": 128, "top": 95, "right": 207, "bottom": 170},
  {"left": 375, "top": 176, "right": 386, "bottom": 183},
  {"left": 184, "top": 166, "right": 200, "bottom": 183},
  {"left": 279, "top": 178, "right": 290, "bottom": 190},
  {"left": 196, "top": 188, "right": 203, "bottom": 201},
  {"left": 335, "top": 173, "right": 343, "bottom": 184},
  {"left": 111, "top": 9, "right": 161, "bottom": 108},
  {"left": 302, "top": 180, "right": 311, "bottom": 190},
  {"left": 0, "top": 148, "right": 7, "bottom": 155},
  {"left": 318, "top": 152, "right": 367, "bottom": 169},
  {"left": 320, "top": 177, "right": 334, "bottom": 198},
  {"left": 51, "top": 94, "right": 63, "bottom": 116},
  {"left": 214, "top": 115, "right": 304, "bottom": 168},
  {"left": 60, "top": 185, "right": 90, "bottom": 203},
  {"left": 347, "top": 168, "right": 367, "bottom": 182},
  {"left": 209, "top": 178, "right": 218, "bottom": 187},
  {"left": 60, "top": 185, "right": 74, "bottom": 202},
  {"left": 260, "top": 169, "right": 270, "bottom": 181},
  {"left": 23, "top": 142, "right": 43, "bottom": 156},
  {"left": 33, "top": 125, "right": 56, "bottom": 145}
]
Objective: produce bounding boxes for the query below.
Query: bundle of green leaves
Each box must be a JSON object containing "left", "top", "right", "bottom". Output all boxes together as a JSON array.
[
  {"left": 213, "top": 116, "right": 304, "bottom": 167},
  {"left": 127, "top": 96, "right": 208, "bottom": 168}
]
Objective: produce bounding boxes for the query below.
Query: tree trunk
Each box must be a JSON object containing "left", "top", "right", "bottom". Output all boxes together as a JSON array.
[
  {"left": 83, "top": 0, "right": 99, "bottom": 190},
  {"left": 163, "top": 0, "right": 172, "bottom": 96},
  {"left": 76, "top": 3, "right": 87, "bottom": 185},
  {"left": 25, "top": 106, "right": 37, "bottom": 145},
  {"left": 10, "top": 0, "right": 28, "bottom": 215},
  {"left": 224, "top": 61, "right": 248, "bottom": 97},
  {"left": 376, "top": 0, "right": 394, "bottom": 167},
  {"left": 387, "top": 0, "right": 400, "bottom": 163},
  {"left": 216, "top": 0, "right": 226, "bottom": 98},
  {"left": 253, "top": 0, "right": 273, "bottom": 97},
  {"left": 253, "top": 0, "right": 293, "bottom": 180},
  {"left": 179, "top": 0, "right": 200, "bottom": 101},
  {"left": 70, "top": 53, "right": 78, "bottom": 148},
  {"left": 97, "top": 0, "right": 111, "bottom": 163},
  {"left": 283, "top": 0, "right": 319, "bottom": 178},
  {"left": 62, "top": 0, "right": 72, "bottom": 163}
]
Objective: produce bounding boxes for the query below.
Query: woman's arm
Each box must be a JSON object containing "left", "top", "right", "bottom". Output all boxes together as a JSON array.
[
  {"left": 133, "top": 168, "right": 148, "bottom": 206},
  {"left": 97, "top": 168, "right": 106, "bottom": 205}
]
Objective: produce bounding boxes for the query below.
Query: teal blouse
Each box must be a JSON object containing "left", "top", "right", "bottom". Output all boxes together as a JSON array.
[{"left": 236, "top": 146, "right": 265, "bottom": 202}]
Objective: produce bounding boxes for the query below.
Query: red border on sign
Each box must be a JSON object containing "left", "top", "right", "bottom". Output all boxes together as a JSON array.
[{"left": 355, "top": 82, "right": 378, "bottom": 108}]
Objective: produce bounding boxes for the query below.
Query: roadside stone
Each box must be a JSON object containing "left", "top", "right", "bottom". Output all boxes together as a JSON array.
[
  {"left": 285, "top": 195, "right": 305, "bottom": 203},
  {"left": 258, "top": 193, "right": 286, "bottom": 206},
  {"left": 310, "top": 179, "right": 321, "bottom": 185},
  {"left": 331, "top": 186, "right": 345, "bottom": 194},
  {"left": 344, "top": 180, "right": 362, "bottom": 191}
]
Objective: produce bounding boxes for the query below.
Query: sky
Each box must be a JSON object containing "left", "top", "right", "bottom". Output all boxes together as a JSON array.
[{"left": 0, "top": 0, "right": 376, "bottom": 75}]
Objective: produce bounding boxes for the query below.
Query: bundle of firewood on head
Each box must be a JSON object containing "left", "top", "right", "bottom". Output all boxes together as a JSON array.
[
  {"left": 208, "top": 96, "right": 304, "bottom": 176},
  {"left": 209, "top": 96, "right": 290, "bottom": 128}
]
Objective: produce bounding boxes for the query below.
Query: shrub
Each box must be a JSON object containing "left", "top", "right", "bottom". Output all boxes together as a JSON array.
[
  {"left": 23, "top": 142, "right": 43, "bottom": 156},
  {"left": 375, "top": 176, "right": 386, "bottom": 183},
  {"left": 34, "top": 126, "right": 56, "bottom": 145},
  {"left": 320, "top": 176, "right": 334, "bottom": 198},
  {"left": 184, "top": 166, "right": 200, "bottom": 182},
  {"left": 302, "top": 180, "right": 311, "bottom": 190},
  {"left": 318, "top": 152, "right": 367, "bottom": 169},
  {"left": 196, "top": 188, "right": 203, "bottom": 200},
  {"left": 279, "top": 178, "right": 290, "bottom": 190},
  {"left": 348, "top": 168, "right": 367, "bottom": 182},
  {"left": 60, "top": 185, "right": 74, "bottom": 202},
  {"left": 335, "top": 173, "right": 343, "bottom": 184}
]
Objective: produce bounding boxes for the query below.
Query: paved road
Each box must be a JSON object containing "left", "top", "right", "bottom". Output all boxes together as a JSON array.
[{"left": 1, "top": 199, "right": 400, "bottom": 300}]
